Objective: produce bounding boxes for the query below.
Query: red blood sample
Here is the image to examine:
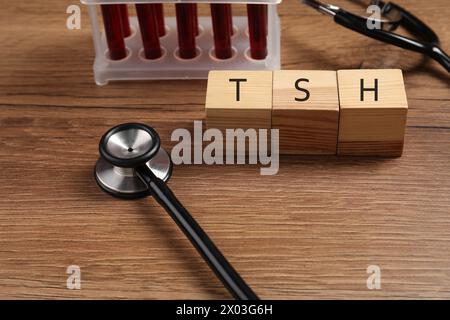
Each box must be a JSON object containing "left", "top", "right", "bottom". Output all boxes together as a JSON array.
[
  {"left": 101, "top": 4, "right": 127, "bottom": 60},
  {"left": 154, "top": 3, "right": 166, "bottom": 37},
  {"left": 247, "top": 4, "right": 268, "bottom": 60},
  {"left": 175, "top": 3, "right": 197, "bottom": 59},
  {"left": 210, "top": 4, "right": 232, "bottom": 59},
  {"left": 118, "top": 4, "right": 132, "bottom": 37},
  {"left": 226, "top": 4, "right": 233, "bottom": 36},
  {"left": 135, "top": 4, "right": 162, "bottom": 60},
  {"left": 192, "top": 3, "right": 199, "bottom": 36}
]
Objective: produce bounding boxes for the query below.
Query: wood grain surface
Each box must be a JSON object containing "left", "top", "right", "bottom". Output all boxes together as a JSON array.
[{"left": 1, "top": 0, "right": 450, "bottom": 299}]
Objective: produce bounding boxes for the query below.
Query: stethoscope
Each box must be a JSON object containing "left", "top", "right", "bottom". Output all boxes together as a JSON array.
[
  {"left": 302, "top": 0, "right": 450, "bottom": 73},
  {"left": 94, "top": 123, "right": 259, "bottom": 300}
]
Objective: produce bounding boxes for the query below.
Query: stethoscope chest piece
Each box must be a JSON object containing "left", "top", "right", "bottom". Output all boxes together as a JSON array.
[
  {"left": 94, "top": 122, "right": 258, "bottom": 300},
  {"left": 94, "top": 123, "right": 172, "bottom": 199}
]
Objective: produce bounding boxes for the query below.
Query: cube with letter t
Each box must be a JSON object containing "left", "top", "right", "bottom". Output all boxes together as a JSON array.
[
  {"left": 337, "top": 69, "right": 408, "bottom": 156},
  {"left": 205, "top": 70, "right": 273, "bottom": 131}
]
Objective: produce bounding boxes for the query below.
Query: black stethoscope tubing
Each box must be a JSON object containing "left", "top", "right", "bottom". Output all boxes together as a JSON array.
[
  {"left": 303, "top": 0, "right": 450, "bottom": 73},
  {"left": 96, "top": 123, "right": 259, "bottom": 300},
  {"left": 136, "top": 165, "right": 259, "bottom": 300}
]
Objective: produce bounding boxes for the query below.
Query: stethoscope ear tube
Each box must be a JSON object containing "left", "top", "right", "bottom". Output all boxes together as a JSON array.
[
  {"left": 383, "top": 2, "right": 439, "bottom": 44},
  {"left": 431, "top": 47, "right": 450, "bottom": 73},
  {"left": 384, "top": 2, "right": 450, "bottom": 72},
  {"left": 333, "top": 9, "right": 450, "bottom": 73},
  {"left": 333, "top": 10, "right": 426, "bottom": 52},
  {"left": 302, "top": 0, "right": 450, "bottom": 73},
  {"left": 135, "top": 165, "right": 259, "bottom": 300}
]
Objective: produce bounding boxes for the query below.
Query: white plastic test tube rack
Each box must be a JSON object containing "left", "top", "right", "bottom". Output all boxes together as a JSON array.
[{"left": 81, "top": 0, "right": 282, "bottom": 85}]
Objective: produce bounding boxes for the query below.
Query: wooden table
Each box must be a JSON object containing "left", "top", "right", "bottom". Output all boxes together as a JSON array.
[{"left": 1, "top": 0, "right": 449, "bottom": 299}]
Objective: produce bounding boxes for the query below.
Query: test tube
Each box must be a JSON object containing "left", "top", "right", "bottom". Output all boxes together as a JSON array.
[
  {"left": 135, "top": 4, "right": 162, "bottom": 60},
  {"left": 247, "top": 4, "right": 268, "bottom": 60},
  {"left": 101, "top": 4, "right": 127, "bottom": 60},
  {"left": 210, "top": 4, "right": 232, "bottom": 59},
  {"left": 227, "top": 5, "right": 233, "bottom": 36},
  {"left": 155, "top": 3, "right": 166, "bottom": 37},
  {"left": 119, "top": 4, "right": 132, "bottom": 37},
  {"left": 192, "top": 4, "right": 199, "bottom": 36},
  {"left": 175, "top": 3, "right": 197, "bottom": 59}
]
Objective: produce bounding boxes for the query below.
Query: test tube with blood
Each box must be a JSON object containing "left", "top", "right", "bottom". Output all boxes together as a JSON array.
[
  {"left": 210, "top": 4, "right": 232, "bottom": 59},
  {"left": 191, "top": 4, "right": 199, "bottom": 36},
  {"left": 186, "top": 3, "right": 199, "bottom": 36},
  {"left": 154, "top": 3, "right": 166, "bottom": 37},
  {"left": 118, "top": 4, "right": 132, "bottom": 37},
  {"left": 175, "top": 3, "right": 197, "bottom": 59},
  {"left": 226, "top": 5, "right": 233, "bottom": 36},
  {"left": 247, "top": 4, "right": 268, "bottom": 60},
  {"left": 135, "top": 4, "right": 162, "bottom": 59},
  {"left": 101, "top": 4, "right": 127, "bottom": 60}
]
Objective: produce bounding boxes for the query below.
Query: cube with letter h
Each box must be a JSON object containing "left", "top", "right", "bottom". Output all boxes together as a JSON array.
[{"left": 337, "top": 69, "right": 408, "bottom": 156}]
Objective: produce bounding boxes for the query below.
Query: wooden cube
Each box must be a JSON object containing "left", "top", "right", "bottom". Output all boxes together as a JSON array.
[
  {"left": 337, "top": 69, "right": 408, "bottom": 156},
  {"left": 272, "top": 70, "right": 339, "bottom": 154},
  {"left": 205, "top": 70, "right": 273, "bottom": 131}
]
